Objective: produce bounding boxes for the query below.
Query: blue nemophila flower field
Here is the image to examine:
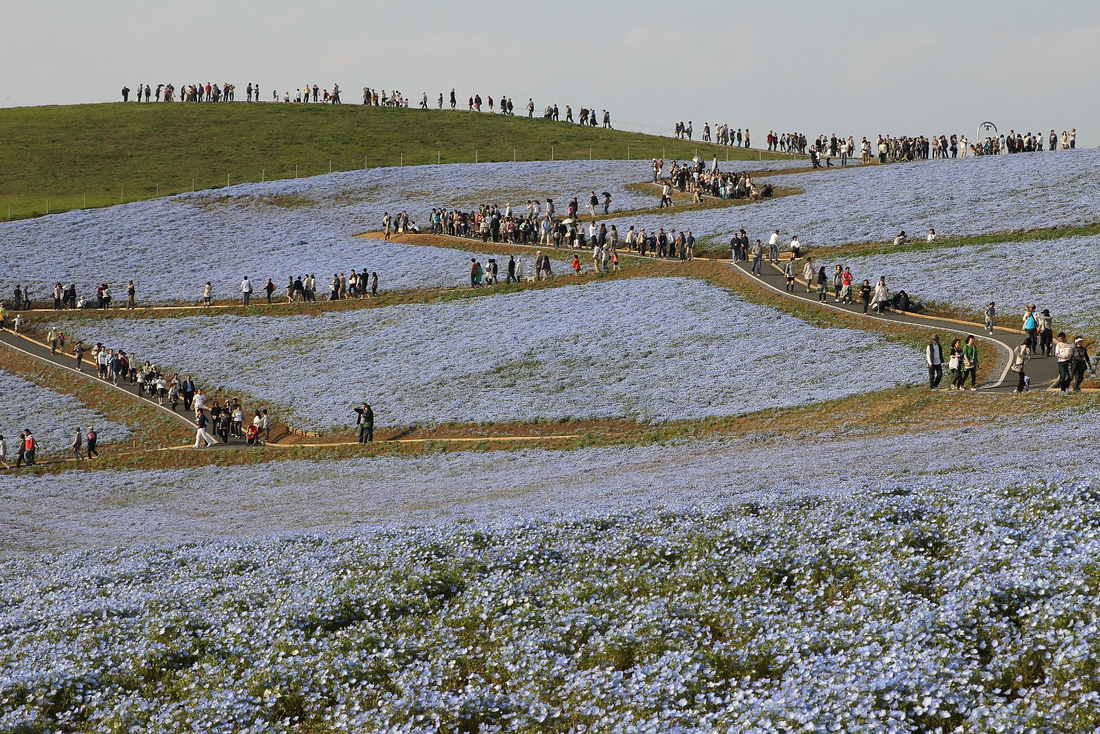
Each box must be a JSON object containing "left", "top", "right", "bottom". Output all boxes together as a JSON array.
[
  {"left": 0, "top": 366, "right": 130, "bottom": 455},
  {"left": 608, "top": 148, "right": 1100, "bottom": 246},
  {"left": 2, "top": 478, "right": 1100, "bottom": 732},
  {"left": 840, "top": 234, "right": 1100, "bottom": 331},
  {"left": 0, "top": 160, "right": 658, "bottom": 306},
  {"left": 49, "top": 278, "right": 918, "bottom": 429}
]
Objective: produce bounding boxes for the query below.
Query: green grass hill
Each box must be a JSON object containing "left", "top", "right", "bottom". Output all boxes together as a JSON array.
[{"left": 0, "top": 103, "right": 794, "bottom": 220}]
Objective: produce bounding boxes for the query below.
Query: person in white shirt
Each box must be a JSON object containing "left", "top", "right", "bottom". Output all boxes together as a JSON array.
[
  {"left": 925, "top": 335, "right": 944, "bottom": 389},
  {"left": 240, "top": 276, "right": 253, "bottom": 306},
  {"left": 927, "top": 229, "right": 936, "bottom": 242},
  {"left": 789, "top": 235, "right": 802, "bottom": 258},
  {"left": 768, "top": 230, "right": 780, "bottom": 262}
]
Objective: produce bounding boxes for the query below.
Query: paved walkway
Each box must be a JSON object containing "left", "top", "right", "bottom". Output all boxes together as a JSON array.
[
  {"left": 730, "top": 257, "right": 1059, "bottom": 392},
  {"left": 0, "top": 327, "right": 240, "bottom": 441}
]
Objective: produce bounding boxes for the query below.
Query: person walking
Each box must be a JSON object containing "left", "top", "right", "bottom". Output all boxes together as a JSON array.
[
  {"left": 872, "top": 277, "right": 889, "bottom": 314},
  {"left": 86, "top": 426, "right": 99, "bottom": 459},
  {"left": 816, "top": 266, "right": 829, "bottom": 302},
  {"left": 984, "top": 302, "right": 996, "bottom": 335},
  {"left": 783, "top": 259, "right": 796, "bottom": 291},
  {"left": 926, "top": 335, "right": 944, "bottom": 389},
  {"left": 264, "top": 278, "right": 276, "bottom": 305},
  {"left": 240, "top": 276, "right": 253, "bottom": 306},
  {"left": 1071, "top": 336, "right": 1092, "bottom": 392},
  {"left": 859, "top": 279, "right": 872, "bottom": 314},
  {"left": 70, "top": 428, "right": 83, "bottom": 462},
  {"left": 354, "top": 403, "right": 374, "bottom": 443},
  {"left": 948, "top": 338, "right": 965, "bottom": 390},
  {"left": 1011, "top": 337, "right": 1032, "bottom": 393},
  {"left": 74, "top": 342, "right": 85, "bottom": 371},
  {"left": 47, "top": 327, "right": 59, "bottom": 354},
  {"left": 0, "top": 434, "right": 8, "bottom": 470},
  {"left": 961, "top": 335, "right": 979, "bottom": 390},
  {"left": 193, "top": 409, "right": 217, "bottom": 448},
  {"left": 1054, "top": 332, "right": 1074, "bottom": 392},
  {"left": 750, "top": 240, "right": 764, "bottom": 276}
]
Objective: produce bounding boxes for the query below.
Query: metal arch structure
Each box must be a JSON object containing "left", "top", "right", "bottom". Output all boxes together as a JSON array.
[{"left": 976, "top": 121, "right": 998, "bottom": 146}]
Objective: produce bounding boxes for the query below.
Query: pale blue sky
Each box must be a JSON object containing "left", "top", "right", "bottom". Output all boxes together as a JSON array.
[{"left": 5, "top": 0, "right": 1097, "bottom": 144}]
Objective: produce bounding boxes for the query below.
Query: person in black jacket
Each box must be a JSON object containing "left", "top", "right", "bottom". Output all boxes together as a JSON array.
[{"left": 354, "top": 403, "right": 374, "bottom": 443}]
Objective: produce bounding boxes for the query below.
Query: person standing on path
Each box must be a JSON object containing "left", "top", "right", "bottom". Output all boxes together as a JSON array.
[
  {"left": 872, "top": 277, "right": 889, "bottom": 314},
  {"left": 859, "top": 279, "right": 872, "bottom": 314},
  {"left": 264, "top": 278, "right": 276, "bottom": 304},
  {"left": 832, "top": 265, "right": 843, "bottom": 302},
  {"left": 750, "top": 240, "right": 764, "bottom": 276},
  {"left": 1011, "top": 338, "right": 1032, "bottom": 393},
  {"left": 126, "top": 281, "right": 136, "bottom": 309},
  {"left": 0, "top": 435, "right": 8, "bottom": 470},
  {"left": 784, "top": 260, "right": 796, "bottom": 291},
  {"left": 802, "top": 257, "right": 815, "bottom": 292},
  {"left": 354, "top": 403, "right": 374, "bottom": 443},
  {"left": 86, "top": 426, "right": 99, "bottom": 459},
  {"left": 948, "top": 338, "right": 965, "bottom": 390},
  {"left": 181, "top": 375, "right": 196, "bottom": 411},
  {"left": 768, "top": 230, "right": 780, "bottom": 263},
  {"left": 1054, "top": 332, "right": 1074, "bottom": 392},
  {"left": 817, "top": 267, "right": 829, "bottom": 302},
  {"left": 47, "top": 328, "right": 59, "bottom": 354},
  {"left": 961, "top": 335, "right": 979, "bottom": 390},
  {"left": 984, "top": 302, "right": 996, "bottom": 335},
  {"left": 1037, "top": 309, "right": 1053, "bottom": 357},
  {"left": 203, "top": 282, "right": 213, "bottom": 307},
  {"left": 23, "top": 430, "right": 36, "bottom": 466},
  {"left": 1022, "top": 305, "right": 1038, "bottom": 349},
  {"left": 926, "top": 335, "right": 944, "bottom": 389},
  {"left": 194, "top": 409, "right": 217, "bottom": 448},
  {"left": 14, "top": 430, "right": 26, "bottom": 468},
  {"left": 1071, "top": 337, "right": 1092, "bottom": 392},
  {"left": 71, "top": 428, "right": 83, "bottom": 463},
  {"left": 240, "top": 276, "right": 253, "bottom": 306},
  {"left": 74, "top": 342, "right": 85, "bottom": 371}
]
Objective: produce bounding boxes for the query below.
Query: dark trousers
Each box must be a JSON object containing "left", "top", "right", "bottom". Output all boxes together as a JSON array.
[
  {"left": 1073, "top": 366, "right": 1087, "bottom": 391},
  {"left": 962, "top": 368, "right": 977, "bottom": 388},
  {"left": 928, "top": 364, "right": 942, "bottom": 388},
  {"left": 359, "top": 425, "right": 373, "bottom": 443},
  {"left": 1057, "top": 361, "right": 1072, "bottom": 391},
  {"left": 183, "top": 392, "right": 194, "bottom": 410},
  {"left": 1016, "top": 369, "right": 1027, "bottom": 392}
]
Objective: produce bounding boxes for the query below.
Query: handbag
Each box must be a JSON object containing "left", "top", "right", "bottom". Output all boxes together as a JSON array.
[{"left": 948, "top": 356, "right": 960, "bottom": 371}]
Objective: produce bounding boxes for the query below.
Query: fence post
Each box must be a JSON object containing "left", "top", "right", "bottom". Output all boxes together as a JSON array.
[
  {"left": 400, "top": 153, "right": 403, "bottom": 167},
  {"left": 589, "top": 146, "right": 592, "bottom": 160},
  {"left": 329, "top": 159, "right": 332, "bottom": 173},
  {"left": 227, "top": 173, "right": 231, "bottom": 187},
  {"left": 475, "top": 149, "right": 478, "bottom": 164},
  {"left": 262, "top": 169, "right": 265, "bottom": 182},
  {"left": 513, "top": 147, "right": 516, "bottom": 162},
  {"left": 295, "top": 165, "right": 298, "bottom": 178},
  {"left": 192, "top": 178, "right": 195, "bottom": 192},
  {"left": 83, "top": 194, "right": 86, "bottom": 209},
  {"left": 46, "top": 199, "right": 49, "bottom": 214},
  {"left": 627, "top": 145, "right": 630, "bottom": 160},
  {"left": 437, "top": 151, "right": 440, "bottom": 165},
  {"left": 552, "top": 146, "right": 554, "bottom": 161},
  {"left": 120, "top": 187, "right": 124, "bottom": 203}
]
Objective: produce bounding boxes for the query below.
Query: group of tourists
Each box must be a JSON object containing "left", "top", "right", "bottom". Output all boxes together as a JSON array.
[
  {"left": 653, "top": 158, "right": 772, "bottom": 201},
  {"left": 122, "top": 82, "right": 242, "bottom": 103},
  {"left": 677, "top": 122, "right": 751, "bottom": 148},
  {"left": 3, "top": 281, "right": 137, "bottom": 312},
  {"left": 0, "top": 430, "right": 39, "bottom": 469}
]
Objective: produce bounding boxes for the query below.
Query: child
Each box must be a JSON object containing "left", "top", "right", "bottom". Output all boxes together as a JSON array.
[
  {"left": 572, "top": 255, "right": 581, "bottom": 276},
  {"left": 984, "top": 302, "right": 996, "bottom": 335}
]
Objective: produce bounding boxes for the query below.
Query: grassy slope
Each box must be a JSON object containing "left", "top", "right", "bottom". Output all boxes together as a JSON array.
[{"left": 0, "top": 103, "right": 791, "bottom": 219}]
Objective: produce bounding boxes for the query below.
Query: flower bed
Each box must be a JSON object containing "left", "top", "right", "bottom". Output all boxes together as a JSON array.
[
  {"left": 49, "top": 278, "right": 919, "bottom": 428},
  {"left": 0, "top": 367, "right": 130, "bottom": 455}
]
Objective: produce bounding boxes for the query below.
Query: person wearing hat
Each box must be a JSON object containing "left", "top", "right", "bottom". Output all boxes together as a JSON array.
[
  {"left": 1054, "top": 332, "right": 1074, "bottom": 392},
  {"left": 1071, "top": 337, "right": 1092, "bottom": 392}
]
